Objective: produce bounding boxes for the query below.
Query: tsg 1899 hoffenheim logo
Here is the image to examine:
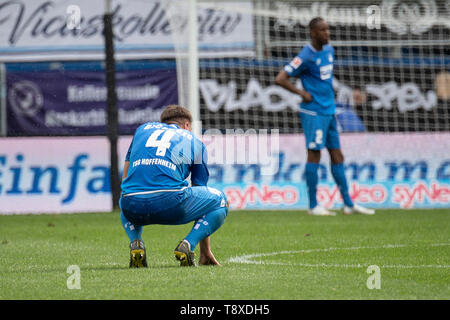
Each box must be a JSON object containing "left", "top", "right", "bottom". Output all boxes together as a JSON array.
[{"left": 8, "top": 80, "right": 44, "bottom": 117}]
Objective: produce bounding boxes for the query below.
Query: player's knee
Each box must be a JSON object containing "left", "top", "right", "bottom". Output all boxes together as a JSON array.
[
  {"left": 330, "top": 149, "right": 344, "bottom": 164},
  {"left": 211, "top": 206, "right": 228, "bottom": 228},
  {"left": 222, "top": 200, "right": 230, "bottom": 218},
  {"left": 220, "top": 191, "right": 228, "bottom": 209},
  {"left": 307, "top": 149, "right": 321, "bottom": 163},
  {"left": 222, "top": 196, "right": 230, "bottom": 217}
]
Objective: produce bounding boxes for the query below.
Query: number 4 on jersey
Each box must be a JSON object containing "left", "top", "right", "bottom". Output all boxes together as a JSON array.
[{"left": 145, "top": 129, "right": 176, "bottom": 156}]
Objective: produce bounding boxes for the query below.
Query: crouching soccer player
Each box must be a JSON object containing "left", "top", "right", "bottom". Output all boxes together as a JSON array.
[
  {"left": 275, "top": 17, "right": 374, "bottom": 216},
  {"left": 120, "top": 105, "right": 228, "bottom": 267}
]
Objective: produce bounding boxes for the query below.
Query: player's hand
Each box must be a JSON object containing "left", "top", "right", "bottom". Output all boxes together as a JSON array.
[
  {"left": 301, "top": 91, "right": 313, "bottom": 102},
  {"left": 199, "top": 251, "right": 221, "bottom": 266}
]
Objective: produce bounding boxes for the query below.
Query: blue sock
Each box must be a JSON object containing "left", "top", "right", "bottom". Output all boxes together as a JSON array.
[
  {"left": 185, "top": 207, "right": 227, "bottom": 251},
  {"left": 331, "top": 163, "right": 354, "bottom": 207},
  {"left": 305, "top": 162, "right": 319, "bottom": 209},
  {"left": 120, "top": 211, "right": 143, "bottom": 244}
]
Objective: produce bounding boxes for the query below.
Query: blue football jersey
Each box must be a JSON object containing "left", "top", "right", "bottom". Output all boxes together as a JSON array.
[
  {"left": 284, "top": 43, "right": 336, "bottom": 115},
  {"left": 121, "top": 122, "right": 209, "bottom": 195}
]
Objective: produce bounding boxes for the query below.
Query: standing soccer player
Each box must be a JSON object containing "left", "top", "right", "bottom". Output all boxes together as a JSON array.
[
  {"left": 275, "top": 17, "right": 374, "bottom": 216},
  {"left": 120, "top": 105, "right": 229, "bottom": 267}
]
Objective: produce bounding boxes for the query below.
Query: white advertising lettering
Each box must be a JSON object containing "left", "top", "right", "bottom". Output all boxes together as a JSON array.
[
  {"left": 273, "top": 0, "right": 449, "bottom": 35},
  {"left": 201, "top": 77, "right": 437, "bottom": 113},
  {"left": 199, "top": 78, "right": 302, "bottom": 113},
  {"left": 0, "top": 133, "right": 449, "bottom": 213},
  {"left": 0, "top": 0, "right": 254, "bottom": 61},
  {"left": 366, "top": 82, "right": 437, "bottom": 112}
]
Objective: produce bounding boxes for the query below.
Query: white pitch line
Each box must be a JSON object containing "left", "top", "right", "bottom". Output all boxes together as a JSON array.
[{"left": 227, "top": 243, "right": 450, "bottom": 269}]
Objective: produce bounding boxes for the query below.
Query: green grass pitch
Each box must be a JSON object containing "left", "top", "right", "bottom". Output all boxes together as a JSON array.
[{"left": 0, "top": 209, "right": 449, "bottom": 300}]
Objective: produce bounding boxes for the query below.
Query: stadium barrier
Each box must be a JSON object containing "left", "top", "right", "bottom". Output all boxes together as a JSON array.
[{"left": 0, "top": 133, "right": 448, "bottom": 214}]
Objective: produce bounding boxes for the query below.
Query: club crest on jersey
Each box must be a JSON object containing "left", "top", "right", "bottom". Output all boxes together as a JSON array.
[
  {"left": 316, "top": 58, "right": 321, "bottom": 65},
  {"left": 328, "top": 54, "right": 333, "bottom": 62},
  {"left": 290, "top": 57, "right": 302, "bottom": 69}
]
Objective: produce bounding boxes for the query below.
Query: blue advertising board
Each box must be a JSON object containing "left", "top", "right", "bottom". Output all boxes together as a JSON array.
[{"left": 6, "top": 62, "right": 178, "bottom": 135}]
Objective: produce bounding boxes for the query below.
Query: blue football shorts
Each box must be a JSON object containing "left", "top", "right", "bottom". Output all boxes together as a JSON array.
[
  {"left": 120, "top": 186, "right": 228, "bottom": 226},
  {"left": 299, "top": 112, "right": 341, "bottom": 150}
]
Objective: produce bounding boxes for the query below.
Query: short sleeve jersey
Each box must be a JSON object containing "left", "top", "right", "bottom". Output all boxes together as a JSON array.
[
  {"left": 121, "top": 122, "right": 209, "bottom": 195},
  {"left": 284, "top": 44, "right": 336, "bottom": 115}
]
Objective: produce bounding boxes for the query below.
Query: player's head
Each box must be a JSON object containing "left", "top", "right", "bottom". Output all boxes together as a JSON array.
[
  {"left": 160, "top": 104, "right": 193, "bottom": 131},
  {"left": 309, "top": 17, "right": 330, "bottom": 46}
]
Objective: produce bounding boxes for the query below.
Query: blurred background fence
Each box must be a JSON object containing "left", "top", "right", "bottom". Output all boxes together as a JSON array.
[{"left": 0, "top": 0, "right": 449, "bottom": 213}]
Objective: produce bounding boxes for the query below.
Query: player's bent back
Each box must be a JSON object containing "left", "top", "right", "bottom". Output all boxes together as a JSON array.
[{"left": 121, "top": 122, "right": 208, "bottom": 196}]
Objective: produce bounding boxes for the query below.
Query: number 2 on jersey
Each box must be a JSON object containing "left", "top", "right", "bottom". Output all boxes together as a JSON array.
[
  {"left": 315, "top": 129, "right": 323, "bottom": 144},
  {"left": 145, "top": 129, "right": 176, "bottom": 156}
]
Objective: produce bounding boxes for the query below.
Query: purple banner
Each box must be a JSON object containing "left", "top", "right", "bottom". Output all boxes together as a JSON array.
[{"left": 6, "top": 68, "right": 178, "bottom": 135}]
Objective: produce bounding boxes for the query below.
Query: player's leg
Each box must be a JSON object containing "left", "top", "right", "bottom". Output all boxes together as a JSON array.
[
  {"left": 175, "top": 186, "right": 228, "bottom": 266},
  {"left": 181, "top": 186, "right": 228, "bottom": 252},
  {"left": 120, "top": 187, "right": 228, "bottom": 266},
  {"left": 120, "top": 209, "right": 143, "bottom": 243},
  {"left": 328, "top": 149, "right": 355, "bottom": 208},
  {"left": 119, "top": 190, "right": 195, "bottom": 267},
  {"left": 300, "top": 112, "right": 322, "bottom": 209},
  {"left": 183, "top": 208, "right": 227, "bottom": 253},
  {"left": 305, "top": 149, "right": 320, "bottom": 209},
  {"left": 119, "top": 197, "right": 147, "bottom": 268},
  {"left": 326, "top": 116, "right": 354, "bottom": 208},
  {"left": 174, "top": 208, "right": 226, "bottom": 267},
  {"left": 300, "top": 112, "right": 335, "bottom": 216},
  {"left": 327, "top": 117, "right": 375, "bottom": 215}
]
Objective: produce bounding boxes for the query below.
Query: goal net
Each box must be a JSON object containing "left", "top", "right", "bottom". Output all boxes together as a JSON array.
[{"left": 167, "top": 0, "right": 450, "bottom": 134}]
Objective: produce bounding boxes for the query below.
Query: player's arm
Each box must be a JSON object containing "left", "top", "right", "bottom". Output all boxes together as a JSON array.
[
  {"left": 199, "top": 237, "right": 221, "bottom": 266},
  {"left": 275, "top": 52, "right": 313, "bottom": 102},
  {"left": 189, "top": 140, "right": 221, "bottom": 265},
  {"left": 122, "top": 136, "right": 134, "bottom": 181},
  {"left": 275, "top": 70, "right": 312, "bottom": 102},
  {"left": 122, "top": 161, "right": 130, "bottom": 180},
  {"left": 191, "top": 140, "right": 209, "bottom": 186}
]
